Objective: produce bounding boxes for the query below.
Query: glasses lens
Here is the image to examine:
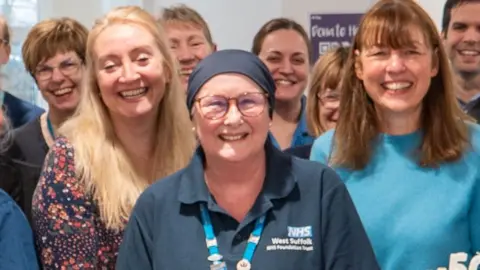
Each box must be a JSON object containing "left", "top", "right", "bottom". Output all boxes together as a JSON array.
[
  {"left": 60, "top": 62, "right": 79, "bottom": 75},
  {"left": 199, "top": 96, "right": 228, "bottom": 119},
  {"left": 238, "top": 93, "right": 266, "bottom": 117}
]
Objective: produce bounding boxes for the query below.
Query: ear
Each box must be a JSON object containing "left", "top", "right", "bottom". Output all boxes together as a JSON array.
[
  {"left": 430, "top": 48, "right": 440, "bottom": 77},
  {"left": 211, "top": 43, "right": 218, "bottom": 52},
  {"left": 353, "top": 50, "right": 363, "bottom": 81},
  {"left": 0, "top": 45, "right": 10, "bottom": 65}
]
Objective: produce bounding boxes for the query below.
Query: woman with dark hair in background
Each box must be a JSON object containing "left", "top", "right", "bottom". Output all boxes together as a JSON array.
[{"left": 251, "top": 18, "right": 314, "bottom": 150}]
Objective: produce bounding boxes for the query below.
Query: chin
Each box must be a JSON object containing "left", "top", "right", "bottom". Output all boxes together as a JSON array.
[
  {"left": 382, "top": 104, "right": 420, "bottom": 114},
  {"left": 217, "top": 147, "right": 253, "bottom": 162},
  {"left": 56, "top": 101, "right": 79, "bottom": 112},
  {"left": 118, "top": 105, "right": 158, "bottom": 119},
  {"left": 275, "top": 89, "right": 303, "bottom": 102},
  {"left": 457, "top": 65, "right": 480, "bottom": 74}
]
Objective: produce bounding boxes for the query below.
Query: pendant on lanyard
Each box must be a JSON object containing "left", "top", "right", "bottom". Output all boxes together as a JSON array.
[
  {"left": 236, "top": 259, "right": 251, "bottom": 270},
  {"left": 199, "top": 204, "right": 266, "bottom": 270}
]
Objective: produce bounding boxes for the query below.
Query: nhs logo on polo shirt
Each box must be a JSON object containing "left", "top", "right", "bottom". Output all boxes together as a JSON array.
[
  {"left": 266, "top": 226, "right": 314, "bottom": 252},
  {"left": 287, "top": 226, "right": 312, "bottom": 238}
]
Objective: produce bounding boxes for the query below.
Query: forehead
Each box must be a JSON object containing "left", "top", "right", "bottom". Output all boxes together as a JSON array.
[
  {"left": 39, "top": 51, "right": 79, "bottom": 66},
  {"left": 450, "top": 3, "right": 480, "bottom": 25},
  {"left": 261, "top": 29, "right": 308, "bottom": 55},
  {"left": 165, "top": 22, "right": 206, "bottom": 39},
  {"left": 360, "top": 23, "right": 430, "bottom": 50},
  {"left": 198, "top": 73, "right": 262, "bottom": 96},
  {"left": 94, "top": 23, "right": 155, "bottom": 57}
]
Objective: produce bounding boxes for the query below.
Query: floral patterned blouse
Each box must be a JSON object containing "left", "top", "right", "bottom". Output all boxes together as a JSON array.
[{"left": 32, "top": 136, "right": 124, "bottom": 269}]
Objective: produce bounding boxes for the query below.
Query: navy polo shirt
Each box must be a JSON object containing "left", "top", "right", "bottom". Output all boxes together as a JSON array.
[{"left": 116, "top": 141, "right": 379, "bottom": 270}]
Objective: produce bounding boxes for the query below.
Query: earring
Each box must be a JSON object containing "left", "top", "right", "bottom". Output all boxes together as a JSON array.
[{"left": 192, "top": 127, "right": 196, "bottom": 132}]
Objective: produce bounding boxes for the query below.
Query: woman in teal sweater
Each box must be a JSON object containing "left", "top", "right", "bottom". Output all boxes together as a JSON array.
[{"left": 310, "top": 0, "right": 480, "bottom": 269}]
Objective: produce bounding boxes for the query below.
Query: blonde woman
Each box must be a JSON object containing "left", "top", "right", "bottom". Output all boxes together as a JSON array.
[
  {"left": 286, "top": 46, "right": 349, "bottom": 158},
  {"left": 32, "top": 6, "right": 196, "bottom": 269}
]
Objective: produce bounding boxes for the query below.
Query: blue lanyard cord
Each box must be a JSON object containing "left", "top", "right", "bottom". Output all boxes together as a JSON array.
[
  {"left": 243, "top": 215, "right": 266, "bottom": 262},
  {"left": 200, "top": 204, "right": 221, "bottom": 257},
  {"left": 199, "top": 204, "right": 266, "bottom": 269},
  {"left": 46, "top": 117, "right": 55, "bottom": 138}
]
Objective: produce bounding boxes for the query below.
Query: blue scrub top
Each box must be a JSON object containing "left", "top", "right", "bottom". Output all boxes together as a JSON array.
[{"left": 270, "top": 96, "right": 314, "bottom": 149}]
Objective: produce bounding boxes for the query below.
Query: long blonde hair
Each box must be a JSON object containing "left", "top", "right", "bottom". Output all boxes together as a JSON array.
[{"left": 60, "top": 6, "right": 196, "bottom": 230}]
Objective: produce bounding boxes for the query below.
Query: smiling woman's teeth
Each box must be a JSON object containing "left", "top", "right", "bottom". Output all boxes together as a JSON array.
[
  {"left": 459, "top": 50, "right": 479, "bottom": 56},
  {"left": 53, "top": 87, "right": 73, "bottom": 96},
  {"left": 219, "top": 134, "right": 246, "bottom": 141},
  {"left": 120, "top": 88, "right": 147, "bottom": 98},
  {"left": 276, "top": 79, "right": 294, "bottom": 86},
  {"left": 382, "top": 82, "right": 412, "bottom": 91}
]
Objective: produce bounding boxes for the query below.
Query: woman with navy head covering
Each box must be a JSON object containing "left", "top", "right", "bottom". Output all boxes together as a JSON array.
[{"left": 116, "top": 49, "right": 379, "bottom": 270}]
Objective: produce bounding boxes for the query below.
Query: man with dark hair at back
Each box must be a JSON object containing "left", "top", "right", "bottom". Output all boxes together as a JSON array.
[{"left": 442, "top": 0, "right": 480, "bottom": 121}]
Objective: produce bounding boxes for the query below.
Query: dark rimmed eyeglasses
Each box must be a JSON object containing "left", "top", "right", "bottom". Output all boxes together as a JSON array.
[
  {"left": 195, "top": 92, "right": 268, "bottom": 120},
  {"left": 317, "top": 89, "right": 340, "bottom": 105},
  {"left": 34, "top": 59, "right": 82, "bottom": 81}
]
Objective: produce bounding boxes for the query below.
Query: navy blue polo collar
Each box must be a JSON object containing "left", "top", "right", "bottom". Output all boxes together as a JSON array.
[{"left": 177, "top": 138, "right": 297, "bottom": 205}]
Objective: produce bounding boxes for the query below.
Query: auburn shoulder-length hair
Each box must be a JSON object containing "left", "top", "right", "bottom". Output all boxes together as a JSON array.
[
  {"left": 306, "top": 46, "right": 349, "bottom": 137},
  {"left": 60, "top": 6, "right": 196, "bottom": 230},
  {"left": 331, "top": 0, "right": 471, "bottom": 170}
]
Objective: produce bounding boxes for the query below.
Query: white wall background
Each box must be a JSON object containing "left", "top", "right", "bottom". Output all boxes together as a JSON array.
[
  {"left": 37, "top": 0, "right": 447, "bottom": 51},
  {"left": 1, "top": 0, "right": 448, "bottom": 107}
]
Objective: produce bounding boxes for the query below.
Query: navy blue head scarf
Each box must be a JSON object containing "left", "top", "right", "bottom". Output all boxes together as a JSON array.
[{"left": 186, "top": 49, "right": 276, "bottom": 117}]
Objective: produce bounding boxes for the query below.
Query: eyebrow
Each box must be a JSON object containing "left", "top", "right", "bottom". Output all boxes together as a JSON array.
[
  {"left": 37, "top": 58, "right": 76, "bottom": 68},
  {"left": 265, "top": 50, "right": 306, "bottom": 57},
  {"left": 97, "top": 45, "right": 154, "bottom": 63},
  {"left": 170, "top": 35, "right": 206, "bottom": 43}
]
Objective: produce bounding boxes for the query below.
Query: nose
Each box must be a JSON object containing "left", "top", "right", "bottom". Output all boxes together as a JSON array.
[
  {"left": 50, "top": 68, "right": 66, "bottom": 82},
  {"left": 463, "top": 27, "right": 480, "bottom": 43},
  {"left": 385, "top": 53, "right": 406, "bottom": 73},
  {"left": 176, "top": 44, "right": 195, "bottom": 63},
  {"left": 119, "top": 62, "right": 139, "bottom": 83},
  {"left": 279, "top": 59, "right": 294, "bottom": 74},
  {"left": 223, "top": 103, "right": 243, "bottom": 126}
]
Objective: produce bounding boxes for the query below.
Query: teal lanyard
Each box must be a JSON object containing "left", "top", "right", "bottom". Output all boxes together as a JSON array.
[
  {"left": 200, "top": 204, "right": 266, "bottom": 270},
  {"left": 46, "top": 117, "right": 55, "bottom": 138},
  {"left": 0, "top": 91, "right": 4, "bottom": 108}
]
